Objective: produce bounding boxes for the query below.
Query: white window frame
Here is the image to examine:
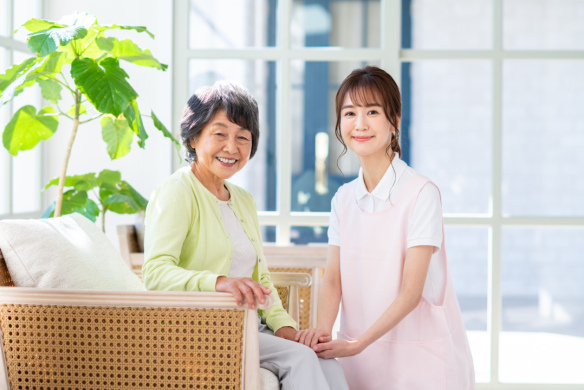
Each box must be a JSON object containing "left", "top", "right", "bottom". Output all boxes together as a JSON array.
[
  {"left": 0, "top": 0, "right": 45, "bottom": 219},
  {"left": 172, "top": 0, "right": 584, "bottom": 388}
]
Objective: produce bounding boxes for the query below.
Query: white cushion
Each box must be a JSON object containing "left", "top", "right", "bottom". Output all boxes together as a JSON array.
[
  {"left": 260, "top": 368, "right": 280, "bottom": 390},
  {"left": 0, "top": 213, "right": 144, "bottom": 291}
]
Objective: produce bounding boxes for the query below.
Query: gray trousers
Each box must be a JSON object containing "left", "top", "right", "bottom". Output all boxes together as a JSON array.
[{"left": 258, "top": 321, "right": 349, "bottom": 390}]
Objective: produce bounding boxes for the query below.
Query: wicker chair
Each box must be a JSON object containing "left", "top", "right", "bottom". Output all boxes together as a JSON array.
[{"left": 0, "top": 248, "right": 271, "bottom": 390}]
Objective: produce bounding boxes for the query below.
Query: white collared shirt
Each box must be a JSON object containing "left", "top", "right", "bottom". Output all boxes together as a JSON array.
[
  {"left": 329, "top": 155, "right": 443, "bottom": 250},
  {"left": 328, "top": 155, "right": 445, "bottom": 304}
]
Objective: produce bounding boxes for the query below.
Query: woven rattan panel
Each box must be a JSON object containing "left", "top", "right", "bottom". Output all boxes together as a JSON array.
[
  {"left": 269, "top": 268, "right": 312, "bottom": 330},
  {"left": 0, "top": 250, "right": 15, "bottom": 287},
  {"left": 0, "top": 304, "right": 245, "bottom": 390},
  {"left": 275, "top": 287, "right": 288, "bottom": 312}
]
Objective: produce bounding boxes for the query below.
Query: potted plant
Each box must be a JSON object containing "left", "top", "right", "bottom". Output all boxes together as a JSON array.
[{"left": 0, "top": 12, "right": 179, "bottom": 230}]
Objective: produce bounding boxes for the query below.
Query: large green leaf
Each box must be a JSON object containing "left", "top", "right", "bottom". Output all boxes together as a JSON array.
[
  {"left": 38, "top": 78, "right": 62, "bottom": 103},
  {"left": 22, "top": 18, "right": 66, "bottom": 33},
  {"left": 0, "top": 53, "right": 68, "bottom": 106},
  {"left": 71, "top": 57, "right": 138, "bottom": 116},
  {"left": 0, "top": 57, "right": 42, "bottom": 105},
  {"left": 27, "top": 25, "right": 88, "bottom": 57},
  {"left": 99, "top": 24, "right": 155, "bottom": 39},
  {"left": 96, "top": 37, "right": 167, "bottom": 70},
  {"left": 152, "top": 110, "right": 181, "bottom": 155},
  {"left": 124, "top": 100, "right": 147, "bottom": 148},
  {"left": 2, "top": 106, "right": 58, "bottom": 155},
  {"left": 44, "top": 172, "right": 98, "bottom": 192},
  {"left": 100, "top": 116, "right": 133, "bottom": 159},
  {"left": 57, "top": 12, "right": 97, "bottom": 30}
]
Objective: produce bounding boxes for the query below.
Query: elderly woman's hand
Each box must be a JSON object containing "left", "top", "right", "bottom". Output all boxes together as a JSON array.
[
  {"left": 215, "top": 276, "right": 272, "bottom": 309},
  {"left": 295, "top": 328, "right": 332, "bottom": 349}
]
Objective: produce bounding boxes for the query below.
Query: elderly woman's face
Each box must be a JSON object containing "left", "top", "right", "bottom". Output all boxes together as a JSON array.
[{"left": 190, "top": 110, "right": 253, "bottom": 180}]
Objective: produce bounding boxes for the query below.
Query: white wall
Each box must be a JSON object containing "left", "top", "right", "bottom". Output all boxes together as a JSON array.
[{"left": 42, "top": 1, "right": 175, "bottom": 247}]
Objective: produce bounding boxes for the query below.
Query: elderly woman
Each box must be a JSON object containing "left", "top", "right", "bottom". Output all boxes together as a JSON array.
[{"left": 143, "top": 81, "right": 348, "bottom": 390}]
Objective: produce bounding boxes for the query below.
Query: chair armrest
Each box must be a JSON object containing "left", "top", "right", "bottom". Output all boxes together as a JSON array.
[
  {"left": 0, "top": 287, "right": 273, "bottom": 390},
  {"left": 270, "top": 272, "right": 312, "bottom": 326},
  {"left": 270, "top": 272, "right": 312, "bottom": 288}
]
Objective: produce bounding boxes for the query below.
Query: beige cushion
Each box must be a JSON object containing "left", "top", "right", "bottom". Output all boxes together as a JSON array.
[
  {"left": 260, "top": 368, "right": 280, "bottom": 390},
  {"left": 0, "top": 213, "right": 144, "bottom": 291}
]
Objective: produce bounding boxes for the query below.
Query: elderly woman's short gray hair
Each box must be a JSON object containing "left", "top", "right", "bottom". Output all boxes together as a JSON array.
[{"left": 180, "top": 80, "right": 260, "bottom": 163}]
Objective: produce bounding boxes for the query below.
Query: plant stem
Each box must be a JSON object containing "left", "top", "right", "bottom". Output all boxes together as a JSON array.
[
  {"left": 54, "top": 89, "right": 81, "bottom": 217},
  {"left": 100, "top": 203, "right": 106, "bottom": 232}
]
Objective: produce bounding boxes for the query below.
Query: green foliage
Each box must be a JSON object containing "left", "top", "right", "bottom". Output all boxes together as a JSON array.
[
  {"left": 71, "top": 57, "right": 138, "bottom": 116},
  {"left": 0, "top": 12, "right": 178, "bottom": 226},
  {"left": 43, "top": 169, "right": 148, "bottom": 221},
  {"left": 3, "top": 106, "right": 58, "bottom": 155},
  {"left": 100, "top": 116, "right": 134, "bottom": 159},
  {"left": 152, "top": 111, "right": 181, "bottom": 154}
]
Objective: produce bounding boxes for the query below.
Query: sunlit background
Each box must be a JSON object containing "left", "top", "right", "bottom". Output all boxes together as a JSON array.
[{"left": 1, "top": 0, "right": 583, "bottom": 388}]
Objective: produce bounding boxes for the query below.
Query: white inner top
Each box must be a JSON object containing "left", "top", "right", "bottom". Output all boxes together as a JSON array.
[
  {"left": 328, "top": 155, "right": 446, "bottom": 305},
  {"left": 219, "top": 200, "right": 257, "bottom": 278}
]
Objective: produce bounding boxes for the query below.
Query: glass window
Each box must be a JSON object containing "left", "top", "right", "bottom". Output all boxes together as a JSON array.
[
  {"left": 8, "top": 50, "right": 42, "bottom": 215},
  {"left": 501, "top": 227, "right": 584, "bottom": 384},
  {"left": 404, "top": 0, "right": 492, "bottom": 49},
  {"left": 405, "top": 61, "right": 492, "bottom": 215},
  {"left": 189, "top": 0, "right": 277, "bottom": 48},
  {"left": 502, "top": 60, "right": 584, "bottom": 217},
  {"left": 504, "top": 0, "right": 584, "bottom": 50},
  {"left": 291, "top": 0, "right": 381, "bottom": 48},
  {"left": 0, "top": 0, "right": 10, "bottom": 37},
  {"left": 290, "top": 60, "right": 366, "bottom": 213},
  {"left": 446, "top": 226, "right": 490, "bottom": 382},
  {"left": 13, "top": 0, "right": 41, "bottom": 42},
  {"left": 188, "top": 59, "right": 277, "bottom": 212},
  {"left": 291, "top": 225, "right": 328, "bottom": 245},
  {"left": 0, "top": 47, "right": 7, "bottom": 215}
]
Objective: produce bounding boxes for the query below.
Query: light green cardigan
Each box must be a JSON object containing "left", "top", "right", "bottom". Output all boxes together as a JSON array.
[{"left": 143, "top": 167, "right": 297, "bottom": 332}]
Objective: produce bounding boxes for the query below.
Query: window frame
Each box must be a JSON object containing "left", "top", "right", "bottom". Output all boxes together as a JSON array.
[
  {"left": 0, "top": 0, "right": 45, "bottom": 219},
  {"left": 173, "top": 0, "right": 584, "bottom": 388}
]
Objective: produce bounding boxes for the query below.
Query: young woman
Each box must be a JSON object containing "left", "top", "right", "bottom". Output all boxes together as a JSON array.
[{"left": 296, "top": 66, "right": 475, "bottom": 389}]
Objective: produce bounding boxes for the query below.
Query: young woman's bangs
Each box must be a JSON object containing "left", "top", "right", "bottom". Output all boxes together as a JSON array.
[{"left": 347, "top": 82, "right": 382, "bottom": 108}]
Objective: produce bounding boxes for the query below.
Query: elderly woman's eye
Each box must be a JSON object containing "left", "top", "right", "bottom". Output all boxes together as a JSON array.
[{"left": 239, "top": 136, "right": 250, "bottom": 141}]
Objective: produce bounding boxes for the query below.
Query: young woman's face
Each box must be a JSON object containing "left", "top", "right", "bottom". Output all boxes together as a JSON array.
[
  {"left": 339, "top": 92, "right": 394, "bottom": 160},
  {"left": 190, "top": 110, "right": 253, "bottom": 181}
]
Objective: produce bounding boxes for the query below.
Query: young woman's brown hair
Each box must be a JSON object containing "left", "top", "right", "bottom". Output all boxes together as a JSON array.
[{"left": 334, "top": 66, "right": 402, "bottom": 170}]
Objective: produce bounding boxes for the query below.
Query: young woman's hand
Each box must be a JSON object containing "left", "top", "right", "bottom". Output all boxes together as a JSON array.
[
  {"left": 295, "top": 328, "right": 332, "bottom": 349},
  {"left": 314, "top": 339, "right": 363, "bottom": 359},
  {"left": 215, "top": 276, "right": 272, "bottom": 309}
]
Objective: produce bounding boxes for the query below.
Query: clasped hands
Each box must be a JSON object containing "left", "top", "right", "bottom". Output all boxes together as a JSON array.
[
  {"left": 295, "top": 328, "right": 362, "bottom": 359},
  {"left": 215, "top": 276, "right": 361, "bottom": 358}
]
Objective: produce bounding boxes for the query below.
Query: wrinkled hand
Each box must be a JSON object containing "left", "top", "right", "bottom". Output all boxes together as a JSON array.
[
  {"left": 295, "top": 328, "right": 332, "bottom": 349},
  {"left": 314, "top": 339, "right": 362, "bottom": 359},
  {"left": 215, "top": 276, "right": 272, "bottom": 309},
  {"left": 275, "top": 326, "right": 298, "bottom": 341}
]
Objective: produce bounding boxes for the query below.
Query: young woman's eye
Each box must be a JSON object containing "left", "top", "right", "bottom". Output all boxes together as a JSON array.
[
  {"left": 368, "top": 110, "right": 378, "bottom": 115},
  {"left": 344, "top": 111, "right": 355, "bottom": 117}
]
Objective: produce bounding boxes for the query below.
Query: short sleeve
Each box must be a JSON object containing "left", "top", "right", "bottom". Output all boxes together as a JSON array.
[
  {"left": 327, "top": 190, "right": 341, "bottom": 247},
  {"left": 407, "top": 182, "right": 443, "bottom": 252}
]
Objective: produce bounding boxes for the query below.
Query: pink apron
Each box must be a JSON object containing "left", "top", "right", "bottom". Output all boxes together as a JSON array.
[{"left": 337, "top": 174, "right": 475, "bottom": 390}]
